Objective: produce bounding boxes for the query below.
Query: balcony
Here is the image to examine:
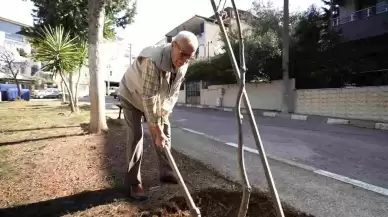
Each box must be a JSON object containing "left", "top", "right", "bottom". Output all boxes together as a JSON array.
[{"left": 332, "top": 2, "right": 388, "bottom": 41}]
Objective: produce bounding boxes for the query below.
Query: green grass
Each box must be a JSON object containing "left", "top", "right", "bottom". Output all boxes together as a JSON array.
[
  {"left": 0, "top": 101, "right": 90, "bottom": 132},
  {"left": 0, "top": 101, "right": 90, "bottom": 179}
]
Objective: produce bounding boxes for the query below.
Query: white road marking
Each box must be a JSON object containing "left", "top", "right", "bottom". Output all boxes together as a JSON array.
[
  {"left": 225, "top": 142, "right": 259, "bottom": 154},
  {"left": 175, "top": 119, "right": 188, "bottom": 122},
  {"left": 314, "top": 170, "right": 388, "bottom": 197},
  {"left": 179, "top": 127, "right": 388, "bottom": 197},
  {"left": 181, "top": 128, "right": 204, "bottom": 135}
]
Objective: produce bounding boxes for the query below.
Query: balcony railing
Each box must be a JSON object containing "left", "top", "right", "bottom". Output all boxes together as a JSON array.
[{"left": 332, "top": 2, "right": 388, "bottom": 26}]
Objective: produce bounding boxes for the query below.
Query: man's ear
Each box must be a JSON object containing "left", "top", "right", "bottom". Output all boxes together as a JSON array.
[{"left": 137, "top": 56, "right": 145, "bottom": 64}]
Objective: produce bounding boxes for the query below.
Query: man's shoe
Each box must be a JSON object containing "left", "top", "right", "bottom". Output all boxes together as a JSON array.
[
  {"left": 129, "top": 184, "right": 148, "bottom": 202},
  {"left": 160, "top": 175, "right": 179, "bottom": 185}
]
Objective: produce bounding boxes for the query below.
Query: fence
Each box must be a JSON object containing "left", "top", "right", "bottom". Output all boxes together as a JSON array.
[
  {"left": 181, "top": 79, "right": 295, "bottom": 111},
  {"left": 177, "top": 79, "right": 388, "bottom": 122},
  {"left": 295, "top": 86, "right": 388, "bottom": 121}
]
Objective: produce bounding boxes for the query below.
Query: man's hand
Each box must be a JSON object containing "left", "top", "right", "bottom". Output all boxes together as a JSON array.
[{"left": 149, "top": 124, "right": 168, "bottom": 149}]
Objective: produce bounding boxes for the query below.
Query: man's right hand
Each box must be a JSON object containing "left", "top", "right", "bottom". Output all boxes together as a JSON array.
[{"left": 149, "top": 125, "right": 167, "bottom": 149}]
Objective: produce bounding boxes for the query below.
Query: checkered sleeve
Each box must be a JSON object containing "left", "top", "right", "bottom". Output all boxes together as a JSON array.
[{"left": 141, "top": 58, "right": 161, "bottom": 126}]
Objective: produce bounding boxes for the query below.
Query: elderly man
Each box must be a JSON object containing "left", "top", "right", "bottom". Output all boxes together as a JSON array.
[{"left": 118, "top": 31, "right": 198, "bottom": 201}]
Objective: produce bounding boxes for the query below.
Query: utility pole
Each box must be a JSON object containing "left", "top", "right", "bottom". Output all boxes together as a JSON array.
[
  {"left": 107, "top": 63, "right": 111, "bottom": 96},
  {"left": 282, "top": 0, "right": 290, "bottom": 113},
  {"left": 129, "top": 43, "right": 132, "bottom": 64}
]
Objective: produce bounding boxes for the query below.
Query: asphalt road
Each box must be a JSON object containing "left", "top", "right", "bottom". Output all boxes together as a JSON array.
[
  {"left": 170, "top": 127, "right": 388, "bottom": 217},
  {"left": 171, "top": 107, "right": 388, "bottom": 189}
]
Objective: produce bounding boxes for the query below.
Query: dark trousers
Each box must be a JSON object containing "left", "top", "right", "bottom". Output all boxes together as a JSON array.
[{"left": 121, "top": 98, "right": 173, "bottom": 185}]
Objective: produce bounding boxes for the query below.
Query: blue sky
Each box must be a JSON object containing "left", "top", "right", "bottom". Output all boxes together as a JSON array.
[{"left": 0, "top": 0, "right": 323, "bottom": 55}]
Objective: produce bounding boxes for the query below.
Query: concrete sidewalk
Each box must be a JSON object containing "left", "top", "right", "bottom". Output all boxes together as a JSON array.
[
  {"left": 171, "top": 127, "right": 388, "bottom": 217},
  {"left": 176, "top": 103, "right": 388, "bottom": 131}
]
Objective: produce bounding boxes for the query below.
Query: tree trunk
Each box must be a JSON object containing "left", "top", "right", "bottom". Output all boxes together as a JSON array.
[
  {"left": 61, "top": 80, "right": 66, "bottom": 102},
  {"left": 14, "top": 78, "right": 22, "bottom": 98},
  {"left": 88, "top": 0, "right": 108, "bottom": 133},
  {"left": 59, "top": 71, "right": 76, "bottom": 113},
  {"left": 69, "top": 73, "right": 79, "bottom": 112},
  {"left": 75, "top": 67, "right": 82, "bottom": 108}
]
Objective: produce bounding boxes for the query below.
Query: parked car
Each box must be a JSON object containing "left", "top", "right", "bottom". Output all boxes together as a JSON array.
[{"left": 32, "top": 88, "right": 62, "bottom": 99}]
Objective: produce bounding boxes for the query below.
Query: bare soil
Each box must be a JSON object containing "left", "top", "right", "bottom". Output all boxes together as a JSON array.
[{"left": 0, "top": 101, "right": 314, "bottom": 217}]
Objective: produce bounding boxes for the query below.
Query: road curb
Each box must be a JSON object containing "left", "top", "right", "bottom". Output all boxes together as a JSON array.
[
  {"left": 176, "top": 103, "right": 388, "bottom": 131},
  {"left": 176, "top": 126, "right": 388, "bottom": 197}
]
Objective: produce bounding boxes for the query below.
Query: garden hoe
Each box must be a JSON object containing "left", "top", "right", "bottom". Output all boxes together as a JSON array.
[
  {"left": 163, "top": 145, "right": 201, "bottom": 217},
  {"left": 151, "top": 119, "right": 201, "bottom": 217}
]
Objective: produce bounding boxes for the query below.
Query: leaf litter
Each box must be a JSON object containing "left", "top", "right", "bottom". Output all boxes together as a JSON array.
[{"left": 0, "top": 102, "right": 314, "bottom": 217}]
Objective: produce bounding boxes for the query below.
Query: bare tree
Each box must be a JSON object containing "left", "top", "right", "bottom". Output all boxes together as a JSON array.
[
  {"left": 209, "top": 0, "right": 285, "bottom": 216},
  {"left": 0, "top": 48, "right": 26, "bottom": 97}
]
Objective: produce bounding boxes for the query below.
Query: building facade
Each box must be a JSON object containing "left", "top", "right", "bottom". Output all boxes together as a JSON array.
[
  {"left": 0, "top": 16, "right": 40, "bottom": 76},
  {"left": 100, "top": 36, "right": 133, "bottom": 94},
  {"left": 159, "top": 7, "right": 253, "bottom": 61},
  {"left": 332, "top": 0, "right": 388, "bottom": 41}
]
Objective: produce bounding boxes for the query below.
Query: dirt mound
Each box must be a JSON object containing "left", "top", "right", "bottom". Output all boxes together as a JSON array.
[{"left": 139, "top": 188, "right": 314, "bottom": 217}]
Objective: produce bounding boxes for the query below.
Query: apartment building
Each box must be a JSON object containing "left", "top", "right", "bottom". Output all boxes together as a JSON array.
[
  {"left": 159, "top": 7, "right": 253, "bottom": 60},
  {"left": 100, "top": 36, "right": 134, "bottom": 94},
  {"left": 0, "top": 16, "right": 40, "bottom": 76},
  {"left": 332, "top": 0, "right": 388, "bottom": 41}
]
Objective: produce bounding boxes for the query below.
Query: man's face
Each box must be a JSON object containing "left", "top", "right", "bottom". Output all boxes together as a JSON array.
[{"left": 171, "top": 38, "right": 195, "bottom": 69}]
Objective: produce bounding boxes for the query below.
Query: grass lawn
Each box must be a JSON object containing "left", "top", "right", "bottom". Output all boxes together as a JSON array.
[{"left": 0, "top": 100, "right": 313, "bottom": 217}]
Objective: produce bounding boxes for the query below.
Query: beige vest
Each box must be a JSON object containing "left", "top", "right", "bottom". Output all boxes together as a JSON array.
[{"left": 118, "top": 44, "right": 187, "bottom": 114}]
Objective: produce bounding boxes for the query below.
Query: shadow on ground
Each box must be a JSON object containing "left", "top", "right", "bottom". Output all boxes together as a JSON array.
[
  {"left": 0, "top": 133, "right": 87, "bottom": 147},
  {"left": 0, "top": 117, "right": 316, "bottom": 217},
  {"left": 102, "top": 119, "right": 315, "bottom": 217},
  {"left": 0, "top": 125, "right": 81, "bottom": 133},
  {"left": 141, "top": 188, "right": 315, "bottom": 217},
  {"left": 0, "top": 188, "right": 126, "bottom": 217}
]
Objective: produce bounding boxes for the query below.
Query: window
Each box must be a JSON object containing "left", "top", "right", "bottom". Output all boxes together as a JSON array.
[{"left": 0, "top": 20, "right": 25, "bottom": 42}]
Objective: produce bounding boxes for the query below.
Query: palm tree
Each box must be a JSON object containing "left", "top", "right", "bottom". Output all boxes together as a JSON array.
[{"left": 32, "top": 25, "right": 79, "bottom": 112}]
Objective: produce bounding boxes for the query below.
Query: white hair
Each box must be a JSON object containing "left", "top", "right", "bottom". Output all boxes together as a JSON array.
[{"left": 173, "top": 31, "right": 199, "bottom": 51}]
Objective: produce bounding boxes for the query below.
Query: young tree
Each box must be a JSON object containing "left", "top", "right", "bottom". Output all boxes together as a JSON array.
[
  {"left": 0, "top": 48, "right": 27, "bottom": 97},
  {"left": 32, "top": 25, "right": 79, "bottom": 112}
]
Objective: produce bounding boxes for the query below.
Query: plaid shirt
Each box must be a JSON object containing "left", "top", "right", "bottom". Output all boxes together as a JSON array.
[{"left": 142, "top": 58, "right": 175, "bottom": 126}]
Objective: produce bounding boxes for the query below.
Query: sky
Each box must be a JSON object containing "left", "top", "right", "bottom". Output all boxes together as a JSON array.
[{"left": 1, "top": 0, "right": 322, "bottom": 56}]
